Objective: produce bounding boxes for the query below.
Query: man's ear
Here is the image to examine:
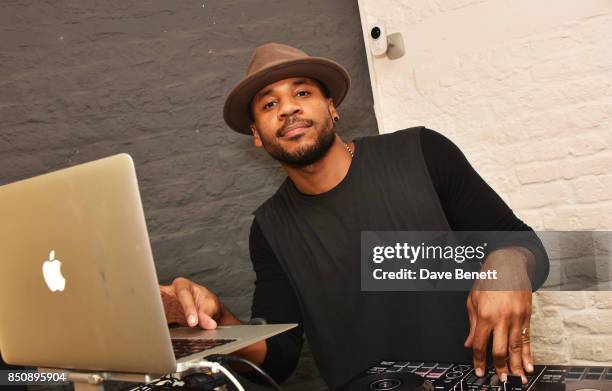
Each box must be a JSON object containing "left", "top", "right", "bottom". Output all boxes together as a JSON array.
[
  {"left": 327, "top": 98, "right": 338, "bottom": 120},
  {"left": 251, "top": 124, "right": 263, "bottom": 148}
]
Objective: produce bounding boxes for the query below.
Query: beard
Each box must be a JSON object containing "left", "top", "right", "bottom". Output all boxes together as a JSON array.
[{"left": 258, "top": 115, "right": 336, "bottom": 167}]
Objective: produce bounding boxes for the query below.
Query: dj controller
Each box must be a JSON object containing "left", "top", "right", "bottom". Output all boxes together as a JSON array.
[{"left": 338, "top": 360, "right": 612, "bottom": 391}]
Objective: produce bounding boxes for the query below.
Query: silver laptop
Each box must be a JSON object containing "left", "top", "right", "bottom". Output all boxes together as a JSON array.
[{"left": 0, "top": 153, "right": 296, "bottom": 375}]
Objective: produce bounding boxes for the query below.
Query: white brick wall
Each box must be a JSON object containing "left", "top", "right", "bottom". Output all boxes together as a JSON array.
[{"left": 358, "top": 0, "right": 612, "bottom": 365}]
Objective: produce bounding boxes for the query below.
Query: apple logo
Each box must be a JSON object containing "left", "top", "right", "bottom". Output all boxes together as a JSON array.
[{"left": 42, "top": 250, "right": 66, "bottom": 292}]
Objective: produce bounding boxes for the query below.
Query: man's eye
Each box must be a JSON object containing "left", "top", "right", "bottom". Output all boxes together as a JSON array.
[
  {"left": 296, "top": 91, "right": 310, "bottom": 97},
  {"left": 263, "top": 101, "right": 276, "bottom": 109}
]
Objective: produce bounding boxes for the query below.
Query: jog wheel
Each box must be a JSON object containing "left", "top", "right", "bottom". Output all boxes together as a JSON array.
[{"left": 338, "top": 372, "right": 433, "bottom": 391}]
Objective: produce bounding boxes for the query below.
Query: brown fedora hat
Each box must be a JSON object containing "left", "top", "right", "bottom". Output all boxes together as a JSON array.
[{"left": 223, "top": 42, "right": 351, "bottom": 135}]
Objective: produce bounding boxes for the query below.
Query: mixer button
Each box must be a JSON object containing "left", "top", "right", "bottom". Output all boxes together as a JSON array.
[{"left": 427, "top": 369, "right": 446, "bottom": 379}]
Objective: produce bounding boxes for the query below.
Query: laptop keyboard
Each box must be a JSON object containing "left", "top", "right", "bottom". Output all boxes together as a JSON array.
[{"left": 171, "top": 338, "right": 237, "bottom": 359}]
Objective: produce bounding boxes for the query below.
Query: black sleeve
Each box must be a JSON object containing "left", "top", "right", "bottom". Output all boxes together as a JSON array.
[
  {"left": 419, "top": 127, "right": 550, "bottom": 290},
  {"left": 248, "top": 217, "right": 304, "bottom": 384}
]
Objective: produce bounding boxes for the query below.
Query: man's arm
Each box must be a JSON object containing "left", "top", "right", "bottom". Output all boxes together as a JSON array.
[{"left": 420, "top": 127, "right": 550, "bottom": 384}]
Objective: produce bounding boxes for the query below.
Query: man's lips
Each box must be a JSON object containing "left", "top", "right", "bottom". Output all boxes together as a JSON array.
[{"left": 280, "top": 121, "right": 311, "bottom": 138}]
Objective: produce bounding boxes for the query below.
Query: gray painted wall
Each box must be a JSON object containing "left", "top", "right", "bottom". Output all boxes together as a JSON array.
[{"left": 1, "top": 1, "right": 377, "bottom": 389}]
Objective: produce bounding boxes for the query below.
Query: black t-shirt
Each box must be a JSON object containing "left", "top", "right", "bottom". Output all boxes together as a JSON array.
[{"left": 249, "top": 127, "right": 548, "bottom": 388}]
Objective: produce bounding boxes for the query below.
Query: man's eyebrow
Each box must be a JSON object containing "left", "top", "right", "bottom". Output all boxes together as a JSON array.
[
  {"left": 292, "top": 78, "right": 312, "bottom": 86},
  {"left": 254, "top": 87, "right": 273, "bottom": 103},
  {"left": 253, "top": 79, "right": 315, "bottom": 103}
]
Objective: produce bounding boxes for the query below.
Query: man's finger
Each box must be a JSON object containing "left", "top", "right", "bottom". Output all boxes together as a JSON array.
[
  {"left": 159, "top": 285, "right": 172, "bottom": 295},
  {"left": 521, "top": 322, "right": 534, "bottom": 375},
  {"left": 173, "top": 279, "right": 199, "bottom": 327},
  {"left": 192, "top": 285, "right": 218, "bottom": 330},
  {"left": 508, "top": 321, "right": 527, "bottom": 384},
  {"left": 464, "top": 295, "right": 477, "bottom": 348},
  {"left": 198, "top": 309, "right": 218, "bottom": 329},
  {"left": 472, "top": 318, "right": 492, "bottom": 377},
  {"left": 492, "top": 322, "right": 510, "bottom": 382}
]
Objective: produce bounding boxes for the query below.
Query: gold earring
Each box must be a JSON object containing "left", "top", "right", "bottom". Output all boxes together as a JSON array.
[{"left": 333, "top": 116, "right": 340, "bottom": 122}]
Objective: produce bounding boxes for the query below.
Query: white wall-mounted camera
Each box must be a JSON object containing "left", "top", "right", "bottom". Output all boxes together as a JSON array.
[
  {"left": 369, "top": 21, "right": 388, "bottom": 57},
  {"left": 366, "top": 19, "right": 405, "bottom": 60}
]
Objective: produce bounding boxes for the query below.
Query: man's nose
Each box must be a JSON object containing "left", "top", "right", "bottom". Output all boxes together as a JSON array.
[{"left": 278, "top": 98, "right": 302, "bottom": 120}]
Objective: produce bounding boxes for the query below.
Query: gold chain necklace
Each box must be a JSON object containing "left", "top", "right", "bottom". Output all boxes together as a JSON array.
[{"left": 343, "top": 142, "right": 354, "bottom": 158}]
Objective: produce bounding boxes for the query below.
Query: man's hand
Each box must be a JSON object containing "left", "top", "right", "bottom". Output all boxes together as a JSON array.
[
  {"left": 160, "top": 277, "right": 232, "bottom": 329},
  {"left": 160, "top": 278, "right": 267, "bottom": 366},
  {"left": 464, "top": 246, "right": 536, "bottom": 384}
]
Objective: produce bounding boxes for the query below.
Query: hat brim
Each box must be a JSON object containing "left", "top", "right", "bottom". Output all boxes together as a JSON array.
[{"left": 223, "top": 57, "right": 351, "bottom": 135}]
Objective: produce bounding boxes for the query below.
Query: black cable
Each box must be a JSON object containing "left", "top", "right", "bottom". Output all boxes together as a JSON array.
[{"left": 206, "top": 354, "right": 282, "bottom": 391}]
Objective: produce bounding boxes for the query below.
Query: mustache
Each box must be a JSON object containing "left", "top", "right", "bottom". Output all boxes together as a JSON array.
[{"left": 276, "top": 118, "right": 314, "bottom": 137}]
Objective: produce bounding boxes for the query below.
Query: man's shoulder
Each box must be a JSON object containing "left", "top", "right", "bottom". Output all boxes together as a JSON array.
[
  {"left": 356, "top": 125, "right": 428, "bottom": 146},
  {"left": 354, "top": 126, "right": 436, "bottom": 159},
  {"left": 251, "top": 177, "right": 292, "bottom": 218}
]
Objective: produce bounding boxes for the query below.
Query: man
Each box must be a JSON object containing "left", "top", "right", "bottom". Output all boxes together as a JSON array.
[{"left": 160, "top": 43, "right": 549, "bottom": 390}]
